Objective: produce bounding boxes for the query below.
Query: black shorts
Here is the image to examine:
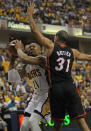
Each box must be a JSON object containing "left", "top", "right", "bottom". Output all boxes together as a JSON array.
[{"left": 49, "top": 80, "right": 86, "bottom": 121}]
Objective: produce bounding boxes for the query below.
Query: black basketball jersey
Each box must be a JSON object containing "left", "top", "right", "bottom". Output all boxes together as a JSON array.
[{"left": 47, "top": 44, "right": 74, "bottom": 84}]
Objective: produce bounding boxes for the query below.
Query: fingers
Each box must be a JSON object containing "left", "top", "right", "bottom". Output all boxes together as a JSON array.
[
  {"left": 27, "top": 2, "right": 35, "bottom": 14},
  {"left": 29, "top": 2, "right": 35, "bottom": 8},
  {"left": 28, "top": 2, "right": 35, "bottom": 10}
]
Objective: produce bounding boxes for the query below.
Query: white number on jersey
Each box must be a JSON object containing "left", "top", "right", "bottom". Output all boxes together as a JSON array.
[{"left": 55, "top": 58, "right": 70, "bottom": 72}]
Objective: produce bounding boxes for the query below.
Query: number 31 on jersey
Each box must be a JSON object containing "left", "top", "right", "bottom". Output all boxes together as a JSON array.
[{"left": 55, "top": 57, "right": 70, "bottom": 72}]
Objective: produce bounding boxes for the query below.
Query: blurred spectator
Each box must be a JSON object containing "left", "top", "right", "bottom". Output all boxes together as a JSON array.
[
  {"left": 25, "top": 83, "right": 32, "bottom": 93},
  {"left": 17, "top": 102, "right": 26, "bottom": 110},
  {"left": 0, "top": 48, "right": 5, "bottom": 62},
  {"left": 87, "top": 89, "right": 91, "bottom": 107},
  {"left": 0, "top": 61, "right": 4, "bottom": 73},
  {"left": 0, "top": 96, "right": 7, "bottom": 109},
  {"left": 2, "top": 56, "right": 10, "bottom": 80},
  {"left": 22, "top": 77, "right": 27, "bottom": 86},
  {"left": 75, "top": 71, "right": 83, "bottom": 83},
  {"left": 15, "top": 92, "right": 21, "bottom": 104},
  {"left": 12, "top": 84, "right": 17, "bottom": 96},
  {"left": 0, "top": 0, "right": 90, "bottom": 27},
  {"left": 16, "top": 82, "right": 26, "bottom": 93},
  {"left": 4, "top": 91, "right": 12, "bottom": 104},
  {"left": 7, "top": 95, "right": 17, "bottom": 109}
]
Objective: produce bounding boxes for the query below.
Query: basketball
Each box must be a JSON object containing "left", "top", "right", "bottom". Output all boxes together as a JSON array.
[{"left": 7, "top": 40, "right": 24, "bottom": 56}]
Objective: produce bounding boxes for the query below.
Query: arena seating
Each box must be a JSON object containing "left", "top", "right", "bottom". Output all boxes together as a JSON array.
[{"left": 0, "top": 0, "right": 90, "bottom": 27}]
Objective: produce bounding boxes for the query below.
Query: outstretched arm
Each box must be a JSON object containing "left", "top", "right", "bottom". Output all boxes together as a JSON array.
[
  {"left": 27, "top": 3, "right": 54, "bottom": 56},
  {"left": 72, "top": 49, "right": 91, "bottom": 60}
]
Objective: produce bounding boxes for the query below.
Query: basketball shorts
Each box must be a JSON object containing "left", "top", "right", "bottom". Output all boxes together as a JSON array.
[
  {"left": 25, "top": 92, "right": 50, "bottom": 122},
  {"left": 49, "top": 80, "right": 86, "bottom": 121}
]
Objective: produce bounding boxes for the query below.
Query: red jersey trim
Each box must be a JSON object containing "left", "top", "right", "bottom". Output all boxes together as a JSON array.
[{"left": 47, "top": 57, "right": 52, "bottom": 88}]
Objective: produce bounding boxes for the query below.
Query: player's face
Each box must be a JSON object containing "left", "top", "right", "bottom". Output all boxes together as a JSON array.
[{"left": 29, "top": 43, "right": 41, "bottom": 56}]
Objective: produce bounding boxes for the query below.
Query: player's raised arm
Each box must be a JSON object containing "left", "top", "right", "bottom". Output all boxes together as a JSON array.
[
  {"left": 72, "top": 48, "right": 91, "bottom": 60},
  {"left": 27, "top": 3, "right": 54, "bottom": 55}
]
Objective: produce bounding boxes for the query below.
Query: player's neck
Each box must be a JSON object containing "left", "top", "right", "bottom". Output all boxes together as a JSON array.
[{"left": 57, "top": 42, "right": 67, "bottom": 47}]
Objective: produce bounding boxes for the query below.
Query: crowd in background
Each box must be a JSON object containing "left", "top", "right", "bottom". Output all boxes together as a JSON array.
[
  {"left": 72, "top": 60, "right": 91, "bottom": 108},
  {"left": 0, "top": 0, "right": 91, "bottom": 27},
  {"left": 0, "top": 48, "right": 34, "bottom": 113}
]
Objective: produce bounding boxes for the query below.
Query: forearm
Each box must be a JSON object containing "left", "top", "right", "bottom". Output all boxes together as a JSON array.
[
  {"left": 17, "top": 48, "right": 32, "bottom": 62},
  {"left": 17, "top": 48, "right": 38, "bottom": 64},
  {"left": 28, "top": 15, "right": 46, "bottom": 47},
  {"left": 78, "top": 54, "right": 91, "bottom": 61},
  {"left": 72, "top": 49, "right": 91, "bottom": 61},
  {"left": 27, "top": 2, "right": 54, "bottom": 54},
  {"left": 17, "top": 48, "right": 33, "bottom": 63},
  {"left": 17, "top": 48, "right": 27, "bottom": 60},
  {"left": 29, "top": 15, "right": 54, "bottom": 50},
  {"left": 29, "top": 15, "right": 38, "bottom": 34}
]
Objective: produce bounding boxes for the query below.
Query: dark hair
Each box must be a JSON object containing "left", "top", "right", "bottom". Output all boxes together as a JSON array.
[{"left": 56, "top": 30, "right": 69, "bottom": 44}]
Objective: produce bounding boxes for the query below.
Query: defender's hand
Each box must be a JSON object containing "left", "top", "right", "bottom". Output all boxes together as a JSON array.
[{"left": 27, "top": 2, "right": 35, "bottom": 18}]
